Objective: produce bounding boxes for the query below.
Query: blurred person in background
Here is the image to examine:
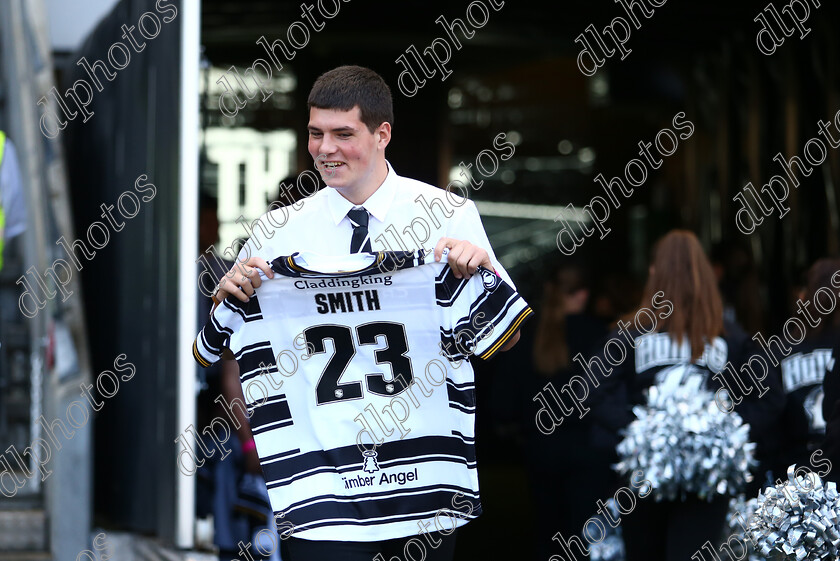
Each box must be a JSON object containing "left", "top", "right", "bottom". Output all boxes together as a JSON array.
[
  {"left": 197, "top": 192, "right": 274, "bottom": 559},
  {"left": 500, "top": 263, "right": 610, "bottom": 560},
  {"left": 782, "top": 258, "right": 840, "bottom": 471},
  {"left": 710, "top": 242, "right": 765, "bottom": 335},
  {"left": 589, "top": 230, "right": 784, "bottom": 561},
  {"left": 0, "top": 131, "right": 26, "bottom": 272},
  {"left": 821, "top": 339, "right": 840, "bottom": 484},
  {"left": 590, "top": 271, "right": 640, "bottom": 327},
  {"left": 0, "top": 131, "right": 28, "bottom": 453}
]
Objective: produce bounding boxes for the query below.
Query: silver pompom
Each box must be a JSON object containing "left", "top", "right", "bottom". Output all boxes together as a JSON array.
[
  {"left": 747, "top": 465, "right": 840, "bottom": 561},
  {"left": 589, "top": 534, "right": 626, "bottom": 561},
  {"left": 614, "top": 365, "right": 757, "bottom": 501},
  {"left": 589, "top": 498, "right": 626, "bottom": 561},
  {"left": 723, "top": 495, "right": 763, "bottom": 561}
]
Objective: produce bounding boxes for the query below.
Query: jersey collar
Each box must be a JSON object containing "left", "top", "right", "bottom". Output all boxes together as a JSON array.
[
  {"left": 326, "top": 160, "right": 399, "bottom": 226},
  {"left": 269, "top": 249, "right": 428, "bottom": 277}
]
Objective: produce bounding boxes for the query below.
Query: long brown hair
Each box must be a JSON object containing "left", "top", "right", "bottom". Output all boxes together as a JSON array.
[
  {"left": 636, "top": 230, "right": 724, "bottom": 360},
  {"left": 532, "top": 267, "right": 587, "bottom": 375},
  {"left": 805, "top": 258, "right": 840, "bottom": 336}
]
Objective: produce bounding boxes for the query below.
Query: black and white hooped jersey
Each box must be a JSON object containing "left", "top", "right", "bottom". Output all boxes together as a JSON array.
[{"left": 193, "top": 250, "right": 532, "bottom": 541}]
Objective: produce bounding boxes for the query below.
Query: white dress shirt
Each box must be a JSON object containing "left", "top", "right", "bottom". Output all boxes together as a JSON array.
[{"left": 236, "top": 161, "right": 514, "bottom": 288}]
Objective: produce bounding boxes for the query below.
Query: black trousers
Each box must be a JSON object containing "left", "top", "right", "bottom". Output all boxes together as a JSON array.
[
  {"left": 621, "top": 495, "right": 730, "bottom": 561},
  {"left": 280, "top": 530, "right": 457, "bottom": 561}
]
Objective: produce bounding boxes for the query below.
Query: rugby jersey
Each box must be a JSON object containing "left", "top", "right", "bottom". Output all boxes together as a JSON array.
[{"left": 193, "top": 249, "right": 532, "bottom": 541}]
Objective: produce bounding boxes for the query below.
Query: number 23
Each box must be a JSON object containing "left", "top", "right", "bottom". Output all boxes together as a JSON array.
[{"left": 302, "top": 321, "right": 415, "bottom": 405}]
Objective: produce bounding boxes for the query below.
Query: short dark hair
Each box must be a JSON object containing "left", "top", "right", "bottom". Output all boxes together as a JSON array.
[{"left": 307, "top": 66, "right": 393, "bottom": 133}]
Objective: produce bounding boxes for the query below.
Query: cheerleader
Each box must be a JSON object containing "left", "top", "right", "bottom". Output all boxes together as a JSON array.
[
  {"left": 777, "top": 259, "right": 840, "bottom": 473},
  {"left": 589, "top": 230, "right": 784, "bottom": 561},
  {"left": 821, "top": 340, "right": 840, "bottom": 483}
]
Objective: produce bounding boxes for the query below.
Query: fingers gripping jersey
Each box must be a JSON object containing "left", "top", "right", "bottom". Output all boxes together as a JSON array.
[{"left": 193, "top": 250, "right": 532, "bottom": 541}]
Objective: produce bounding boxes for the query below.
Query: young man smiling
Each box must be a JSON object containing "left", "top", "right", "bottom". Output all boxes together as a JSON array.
[{"left": 209, "top": 65, "right": 520, "bottom": 561}]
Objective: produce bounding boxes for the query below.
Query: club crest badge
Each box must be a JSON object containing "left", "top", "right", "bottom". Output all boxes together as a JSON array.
[{"left": 481, "top": 268, "right": 499, "bottom": 292}]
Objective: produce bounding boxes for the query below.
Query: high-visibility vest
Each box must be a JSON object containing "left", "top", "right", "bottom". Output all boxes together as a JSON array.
[{"left": 0, "top": 130, "right": 6, "bottom": 271}]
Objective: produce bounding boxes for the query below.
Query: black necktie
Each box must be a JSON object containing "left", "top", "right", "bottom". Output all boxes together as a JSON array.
[{"left": 347, "top": 207, "right": 372, "bottom": 253}]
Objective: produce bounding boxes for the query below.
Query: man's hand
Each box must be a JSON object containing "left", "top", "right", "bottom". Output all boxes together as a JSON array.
[
  {"left": 215, "top": 257, "right": 274, "bottom": 303},
  {"left": 500, "top": 330, "right": 521, "bottom": 352},
  {"left": 434, "top": 237, "right": 494, "bottom": 279}
]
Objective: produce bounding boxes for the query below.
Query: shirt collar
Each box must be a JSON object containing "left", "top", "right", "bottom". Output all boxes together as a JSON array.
[{"left": 326, "top": 160, "right": 399, "bottom": 226}]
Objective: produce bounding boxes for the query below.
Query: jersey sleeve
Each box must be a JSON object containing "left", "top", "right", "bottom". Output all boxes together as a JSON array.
[
  {"left": 438, "top": 265, "right": 533, "bottom": 362},
  {"left": 444, "top": 199, "right": 515, "bottom": 290},
  {"left": 193, "top": 297, "right": 249, "bottom": 367}
]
